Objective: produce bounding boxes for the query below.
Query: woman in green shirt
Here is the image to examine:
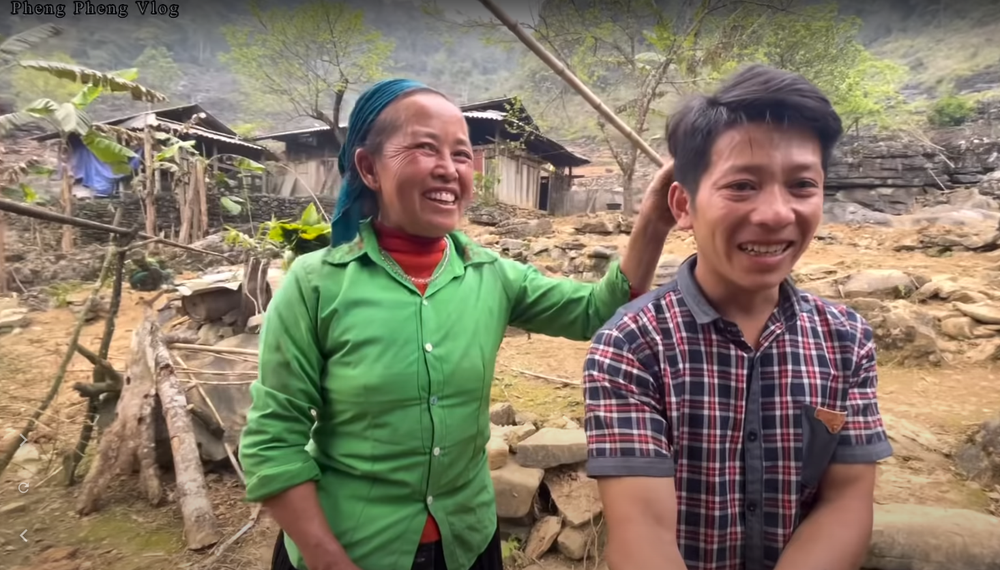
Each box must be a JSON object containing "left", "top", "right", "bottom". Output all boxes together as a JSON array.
[{"left": 239, "top": 79, "right": 676, "bottom": 570}]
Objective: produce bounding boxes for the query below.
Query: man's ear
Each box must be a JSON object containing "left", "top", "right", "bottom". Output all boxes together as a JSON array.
[
  {"left": 354, "top": 148, "right": 380, "bottom": 191},
  {"left": 668, "top": 181, "right": 694, "bottom": 230}
]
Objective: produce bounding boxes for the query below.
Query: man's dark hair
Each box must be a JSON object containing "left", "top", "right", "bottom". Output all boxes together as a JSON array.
[{"left": 665, "top": 64, "right": 843, "bottom": 194}]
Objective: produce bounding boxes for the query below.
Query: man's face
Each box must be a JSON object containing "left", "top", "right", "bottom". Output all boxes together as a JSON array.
[{"left": 669, "top": 122, "right": 825, "bottom": 293}]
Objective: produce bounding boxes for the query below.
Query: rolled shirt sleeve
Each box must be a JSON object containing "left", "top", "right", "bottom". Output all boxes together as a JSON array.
[
  {"left": 239, "top": 257, "right": 326, "bottom": 503},
  {"left": 832, "top": 319, "right": 894, "bottom": 464},
  {"left": 583, "top": 323, "right": 674, "bottom": 478},
  {"left": 499, "top": 257, "right": 632, "bottom": 341}
]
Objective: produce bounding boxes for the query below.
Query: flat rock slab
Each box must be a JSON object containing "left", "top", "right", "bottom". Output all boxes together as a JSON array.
[
  {"left": 517, "top": 428, "right": 587, "bottom": 469},
  {"left": 864, "top": 504, "right": 1000, "bottom": 570}
]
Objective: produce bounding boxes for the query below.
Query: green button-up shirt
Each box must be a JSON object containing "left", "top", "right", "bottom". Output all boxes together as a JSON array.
[{"left": 239, "top": 219, "right": 631, "bottom": 570}]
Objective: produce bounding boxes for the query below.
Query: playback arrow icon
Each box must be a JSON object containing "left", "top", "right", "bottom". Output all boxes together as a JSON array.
[
  {"left": 19, "top": 434, "right": 27, "bottom": 447},
  {"left": 20, "top": 530, "right": 27, "bottom": 542}
]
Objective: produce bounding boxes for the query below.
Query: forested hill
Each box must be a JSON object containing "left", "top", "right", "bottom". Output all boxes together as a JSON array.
[{"left": 1, "top": 0, "right": 999, "bottom": 141}]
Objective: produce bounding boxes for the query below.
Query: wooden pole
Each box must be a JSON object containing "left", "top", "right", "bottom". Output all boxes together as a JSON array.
[{"left": 477, "top": 0, "right": 664, "bottom": 168}]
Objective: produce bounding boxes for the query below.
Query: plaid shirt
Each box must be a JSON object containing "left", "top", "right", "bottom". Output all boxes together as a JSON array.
[{"left": 584, "top": 256, "right": 892, "bottom": 570}]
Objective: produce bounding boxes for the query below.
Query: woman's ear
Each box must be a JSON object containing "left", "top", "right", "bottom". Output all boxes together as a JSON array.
[{"left": 354, "top": 148, "right": 380, "bottom": 191}]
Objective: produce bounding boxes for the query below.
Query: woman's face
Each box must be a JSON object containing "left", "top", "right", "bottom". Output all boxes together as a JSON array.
[{"left": 356, "top": 92, "right": 475, "bottom": 238}]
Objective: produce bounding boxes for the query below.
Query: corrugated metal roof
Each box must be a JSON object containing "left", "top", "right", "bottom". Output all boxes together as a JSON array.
[
  {"left": 251, "top": 125, "right": 334, "bottom": 141},
  {"left": 253, "top": 103, "right": 591, "bottom": 168},
  {"left": 461, "top": 110, "right": 506, "bottom": 120},
  {"left": 255, "top": 111, "right": 505, "bottom": 141},
  {"left": 150, "top": 117, "right": 266, "bottom": 151},
  {"left": 111, "top": 114, "right": 265, "bottom": 151}
]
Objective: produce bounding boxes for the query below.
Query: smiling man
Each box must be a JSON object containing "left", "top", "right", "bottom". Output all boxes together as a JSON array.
[{"left": 583, "top": 65, "right": 892, "bottom": 570}]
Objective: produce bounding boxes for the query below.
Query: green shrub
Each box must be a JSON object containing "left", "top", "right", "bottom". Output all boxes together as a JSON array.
[{"left": 927, "top": 94, "right": 975, "bottom": 127}]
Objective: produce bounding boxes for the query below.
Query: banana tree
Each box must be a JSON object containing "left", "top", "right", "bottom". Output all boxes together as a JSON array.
[
  {"left": 151, "top": 131, "right": 269, "bottom": 244},
  {"left": 0, "top": 23, "right": 62, "bottom": 72},
  {"left": 0, "top": 68, "right": 165, "bottom": 252}
]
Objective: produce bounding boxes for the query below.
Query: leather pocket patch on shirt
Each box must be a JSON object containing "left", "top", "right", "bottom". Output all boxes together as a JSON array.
[{"left": 814, "top": 406, "right": 847, "bottom": 434}]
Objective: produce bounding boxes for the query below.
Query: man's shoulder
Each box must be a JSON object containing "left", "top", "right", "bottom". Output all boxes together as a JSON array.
[
  {"left": 593, "top": 281, "right": 685, "bottom": 344},
  {"left": 793, "top": 288, "right": 874, "bottom": 348}
]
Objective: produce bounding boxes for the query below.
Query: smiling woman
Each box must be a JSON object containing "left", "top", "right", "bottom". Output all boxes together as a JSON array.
[{"left": 238, "top": 78, "right": 678, "bottom": 570}]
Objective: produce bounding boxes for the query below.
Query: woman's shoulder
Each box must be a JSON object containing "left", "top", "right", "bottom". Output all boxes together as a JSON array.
[{"left": 449, "top": 230, "right": 502, "bottom": 264}]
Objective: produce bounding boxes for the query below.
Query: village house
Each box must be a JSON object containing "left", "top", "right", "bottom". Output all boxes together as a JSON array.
[
  {"left": 252, "top": 96, "right": 589, "bottom": 214},
  {"left": 32, "top": 103, "right": 271, "bottom": 199}
]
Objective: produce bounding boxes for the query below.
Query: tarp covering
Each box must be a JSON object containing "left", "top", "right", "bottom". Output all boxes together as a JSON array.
[{"left": 69, "top": 136, "right": 141, "bottom": 197}]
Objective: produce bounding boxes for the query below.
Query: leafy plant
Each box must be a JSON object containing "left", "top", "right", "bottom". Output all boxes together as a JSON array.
[
  {"left": 264, "top": 203, "right": 331, "bottom": 267},
  {"left": 473, "top": 168, "right": 501, "bottom": 206},
  {"left": 500, "top": 536, "right": 521, "bottom": 562},
  {"left": 927, "top": 93, "right": 975, "bottom": 127},
  {"left": 223, "top": 203, "right": 332, "bottom": 269}
]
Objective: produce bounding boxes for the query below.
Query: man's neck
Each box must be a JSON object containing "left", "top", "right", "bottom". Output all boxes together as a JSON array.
[{"left": 693, "top": 261, "right": 782, "bottom": 346}]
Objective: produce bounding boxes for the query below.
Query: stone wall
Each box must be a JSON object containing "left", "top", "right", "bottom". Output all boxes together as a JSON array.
[
  {"left": 69, "top": 190, "right": 338, "bottom": 245},
  {"left": 568, "top": 101, "right": 1000, "bottom": 216},
  {"left": 826, "top": 131, "right": 1000, "bottom": 214}
]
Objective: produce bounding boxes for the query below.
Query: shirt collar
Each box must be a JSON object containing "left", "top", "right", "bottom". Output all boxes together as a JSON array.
[
  {"left": 675, "top": 254, "right": 807, "bottom": 325},
  {"left": 322, "top": 218, "right": 496, "bottom": 267}
]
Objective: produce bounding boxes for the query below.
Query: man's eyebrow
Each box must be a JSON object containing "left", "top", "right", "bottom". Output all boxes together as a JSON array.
[{"left": 718, "top": 161, "right": 821, "bottom": 176}]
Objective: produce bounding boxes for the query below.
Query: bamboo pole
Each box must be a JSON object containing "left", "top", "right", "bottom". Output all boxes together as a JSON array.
[{"left": 477, "top": 0, "right": 664, "bottom": 168}]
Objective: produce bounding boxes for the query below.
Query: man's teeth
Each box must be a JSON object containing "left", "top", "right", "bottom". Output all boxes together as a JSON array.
[
  {"left": 425, "top": 191, "right": 456, "bottom": 204},
  {"left": 739, "top": 243, "right": 790, "bottom": 256}
]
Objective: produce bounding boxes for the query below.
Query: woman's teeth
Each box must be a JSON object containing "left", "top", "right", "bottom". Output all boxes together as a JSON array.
[
  {"left": 739, "top": 243, "right": 791, "bottom": 256},
  {"left": 425, "top": 191, "right": 456, "bottom": 204}
]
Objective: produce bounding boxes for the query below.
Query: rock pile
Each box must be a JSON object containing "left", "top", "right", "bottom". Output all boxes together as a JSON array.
[
  {"left": 791, "top": 265, "right": 1000, "bottom": 366},
  {"left": 485, "top": 401, "right": 1000, "bottom": 570},
  {"left": 486, "top": 401, "right": 606, "bottom": 564}
]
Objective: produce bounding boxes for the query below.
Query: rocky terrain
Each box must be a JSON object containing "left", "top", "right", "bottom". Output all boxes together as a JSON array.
[{"left": 4, "top": 191, "right": 1000, "bottom": 568}]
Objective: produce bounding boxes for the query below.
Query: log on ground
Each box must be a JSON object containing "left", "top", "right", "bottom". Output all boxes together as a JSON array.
[{"left": 146, "top": 314, "right": 222, "bottom": 551}]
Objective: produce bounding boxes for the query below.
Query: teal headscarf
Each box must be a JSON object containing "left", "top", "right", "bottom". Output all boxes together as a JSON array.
[{"left": 331, "top": 78, "right": 429, "bottom": 246}]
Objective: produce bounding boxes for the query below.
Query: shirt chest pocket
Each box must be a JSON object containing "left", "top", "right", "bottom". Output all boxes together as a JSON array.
[{"left": 799, "top": 403, "right": 845, "bottom": 491}]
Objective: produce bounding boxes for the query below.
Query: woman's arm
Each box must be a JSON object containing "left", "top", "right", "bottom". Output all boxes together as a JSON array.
[
  {"left": 239, "top": 256, "right": 358, "bottom": 570},
  {"left": 504, "top": 164, "right": 675, "bottom": 340}
]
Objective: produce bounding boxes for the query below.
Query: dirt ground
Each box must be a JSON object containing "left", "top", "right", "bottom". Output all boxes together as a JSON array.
[{"left": 2, "top": 220, "right": 1000, "bottom": 570}]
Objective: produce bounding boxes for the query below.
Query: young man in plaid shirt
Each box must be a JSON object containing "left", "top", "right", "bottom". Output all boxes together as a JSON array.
[{"left": 583, "top": 64, "right": 893, "bottom": 570}]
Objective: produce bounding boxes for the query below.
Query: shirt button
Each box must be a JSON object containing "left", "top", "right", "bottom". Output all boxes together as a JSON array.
[
  {"left": 747, "top": 430, "right": 758, "bottom": 442},
  {"left": 424, "top": 343, "right": 433, "bottom": 352},
  {"left": 422, "top": 299, "right": 429, "bottom": 306},
  {"left": 430, "top": 396, "right": 438, "bottom": 406},
  {"left": 426, "top": 496, "right": 434, "bottom": 506},
  {"left": 747, "top": 502, "right": 758, "bottom": 513},
  {"left": 433, "top": 447, "right": 441, "bottom": 456}
]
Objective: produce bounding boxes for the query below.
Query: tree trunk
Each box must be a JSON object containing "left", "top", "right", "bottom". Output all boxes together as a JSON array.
[
  {"left": 61, "top": 141, "right": 74, "bottom": 252},
  {"left": 143, "top": 128, "right": 157, "bottom": 239},
  {"left": 177, "top": 159, "right": 191, "bottom": 245},
  {"left": 196, "top": 160, "right": 208, "bottom": 241},
  {"left": 147, "top": 317, "right": 221, "bottom": 551},
  {"left": 621, "top": 150, "right": 639, "bottom": 215},
  {"left": 77, "top": 322, "right": 162, "bottom": 514}
]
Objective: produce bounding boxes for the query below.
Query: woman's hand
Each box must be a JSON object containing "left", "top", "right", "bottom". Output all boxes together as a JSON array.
[
  {"left": 300, "top": 541, "right": 364, "bottom": 570},
  {"left": 636, "top": 160, "right": 677, "bottom": 231}
]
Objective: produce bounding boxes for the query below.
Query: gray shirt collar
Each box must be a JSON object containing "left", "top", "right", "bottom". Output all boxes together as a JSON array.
[{"left": 675, "top": 254, "right": 806, "bottom": 325}]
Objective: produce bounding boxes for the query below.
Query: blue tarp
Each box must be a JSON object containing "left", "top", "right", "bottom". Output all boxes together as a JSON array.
[{"left": 69, "top": 137, "right": 142, "bottom": 197}]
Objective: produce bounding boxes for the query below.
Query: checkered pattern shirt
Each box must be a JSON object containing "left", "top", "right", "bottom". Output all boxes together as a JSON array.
[{"left": 584, "top": 256, "right": 893, "bottom": 570}]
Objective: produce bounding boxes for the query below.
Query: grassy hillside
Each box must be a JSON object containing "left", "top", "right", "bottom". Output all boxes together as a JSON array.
[{"left": 873, "top": 19, "right": 1000, "bottom": 98}]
